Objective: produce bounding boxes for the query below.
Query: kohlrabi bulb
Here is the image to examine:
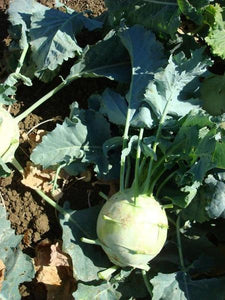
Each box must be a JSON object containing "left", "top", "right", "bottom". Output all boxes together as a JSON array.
[
  {"left": 97, "top": 189, "right": 168, "bottom": 270},
  {"left": 0, "top": 107, "right": 19, "bottom": 163}
]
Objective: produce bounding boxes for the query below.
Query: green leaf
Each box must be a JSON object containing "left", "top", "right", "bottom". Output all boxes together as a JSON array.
[
  {"left": 66, "top": 30, "right": 131, "bottom": 83},
  {"left": 205, "top": 4, "right": 225, "bottom": 59},
  {"left": 5, "top": 73, "right": 32, "bottom": 87},
  {"left": 74, "top": 281, "right": 121, "bottom": 300},
  {"left": 151, "top": 271, "right": 225, "bottom": 300},
  {"left": 144, "top": 49, "right": 212, "bottom": 120},
  {"left": 118, "top": 25, "right": 166, "bottom": 127},
  {"left": 7, "top": 0, "right": 41, "bottom": 48},
  {"left": 31, "top": 105, "right": 113, "bottom": 179},
  {"left": 100, "top": 88, "right": 153, "bottom": 128},
  {"left": 177, "top": 0, "right": 205, "bottom": 25},
  {"left": 182, "top": 188, "right": 210, "bottom": 223},
  {"left": 100, "top": 89, "right": 127, "bottom": 125},
  {"left": 0, "top": 206, "right": 34, "bottom": 300},
  {"left": 105, "top": 0, "right": 180, "bottom": 38},
  {"left": 30, "top": 6, "right": 102, "bottom": 71},
  {"left": 0, "top": 84, "right": 16, "bottom": 105},
  {"left": 200, "top": 74, "right": 225, "bottom": 116},
  {"left": 60, "top": 204, "right": 111, "bottom": 282}
]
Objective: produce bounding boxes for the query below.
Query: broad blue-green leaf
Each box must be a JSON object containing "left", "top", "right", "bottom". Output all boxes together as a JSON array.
[
  {"left": 74, "top": 282, "right": 121, "bottom": 300},
  {"left": 204, "top": 175, "right": 225, "bottom": 218},
  {"left": 151, "top": 271, "right": 225, "bottom": 300},
  {"left": 144, "top": 49, "right": 211, "bottom": 120},
  {"left": 105, "top": 0, "right": 180, "bottom": 38},
  {"left": 30, "top": 5, "right": 102, "bottom": 71},
  {"left": 60, "top": 204, "right": 111, "bottom": 282},
  {"left": 7, "top": 0, "right": 41, "bottom": 48},
  {"left": 31, "top": 107, "right": 113, "bottom": 178},
  {"left": 100, "top": 89, "right": 127, "bottom": 125},
  {"left": 0, "top": 206, "right": 34, "bottom": 300},
  {"left": 66, "top": 30, "right": 131, "bottom": 83},
  {"left": 118, "top": 25, "right": 166, "bottom": 126},
  {"left": 100, "top": 88, "right": 153, "bottom": 128}
]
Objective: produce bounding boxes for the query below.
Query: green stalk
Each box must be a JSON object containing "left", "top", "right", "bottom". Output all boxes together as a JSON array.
[
  {"left": 143, "top": 98, "right": 174, "bottom": 195},
  {"left": 176, "top": 215, "right": 186, "bottom": 272},
  {"left": 52, "top": 163, "right": 66, "bottom": 192},
  {"left": 11, "top": 157, "right": 90, "bottom": 237},
  {"left": 141, "top": 270, "right": 153, "bottom": 298},
  {"left": 15, "top": 44, "right": 29, "bottom": 75},
  {"left": 151, "top": 141, "right": 183, "bottom": 179},
  {"left": 133, "top": 128, "right": 144, "bottom": 203},
  {"left": 120, "top": 108, "right": 131, "bottom": 192},
  {"left": 125, "top": 156, "right": 131, "bottom": 189},
  {"left": 15, "top": 81, "right": 66, "bottom": 122},
  {"left": 138, "top": 156, "right": 146, "bottom": 178},
  {"left": 156, "top": 170, "right": 177, "bottom": 199},
  {"left": 148, "top": 168, "right": 167, "bottom": 195}
]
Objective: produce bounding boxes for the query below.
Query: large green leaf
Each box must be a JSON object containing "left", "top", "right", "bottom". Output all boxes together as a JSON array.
[
  {"left": 66, "top": 30, "right": 131, "bottom": 83},
  {"left": 7, "top": 0, "right": 41, "bottom": 48},
  {"left": 30, "top": 5, "right": 102, "bottom": 71},
  {"left": 105, "top": 0, "right": 180, "bottom": 38},
  {"left": 144, "top": 49, "right": 212, "bottom": 119},
  {"left": 100, "top": 88, "right": 153, "bottom": 128},
  {"left": 60, "top": 205, "right": 111, "bottom": 282},
  {"left": 151, "top": 271, "right": 225, "bottom": 300},
  {"left": 0, "top": 206, "right": 34, "bottom": 300},
  {"left": 73, "top": 282, "right": 121, "bottom": 300},
  {"left": 110, "top": 25, "right": 166, "bottom": 127},
  {"left": 31, "top": 104, "right": 114, "bottom": 179}
]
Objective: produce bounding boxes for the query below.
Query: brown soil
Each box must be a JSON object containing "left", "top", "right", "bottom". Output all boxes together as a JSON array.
[{"left": 0, "top": 0, "right": 107, "bottom": 299}]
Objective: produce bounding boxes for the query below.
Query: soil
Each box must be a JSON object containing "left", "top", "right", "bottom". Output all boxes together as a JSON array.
[{"left": 0, "top": 0, "right": 108, "bottom": 299}]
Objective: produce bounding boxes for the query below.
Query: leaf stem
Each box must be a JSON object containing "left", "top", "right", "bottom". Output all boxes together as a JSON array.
[
  {"left": 143, "top": 100, "right": 171, "bottom": 195},
  {"left": 15, "top": 44, "right": 29, "bottom": 75},
  {"left": 125, "top": 156, "right": 131, "bottom": 189},
  {"left": 176, "top": 214, "right": 186, "bottom": 272},
  {"left": 134, "top": 128, "right": 144, "bottom": 203},
  {"left": 141, "top": 270, "right": 153, "bottom": 298},
  {"left": 15, "top": 81, "right": 66, "bottom": 122},
  {"left": 120, "top": 108, "right": 131, "bottom": 192}
]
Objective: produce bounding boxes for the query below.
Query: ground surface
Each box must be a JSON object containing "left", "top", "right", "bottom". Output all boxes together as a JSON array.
[{"left": 0, "top": 0, "right": 107, "bottom": 299}]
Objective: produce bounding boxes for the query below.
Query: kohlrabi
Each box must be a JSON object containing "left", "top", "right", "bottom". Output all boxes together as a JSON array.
[
  {"left": 0, "top": 106, "right": 19, "bottom": 163},
  {"left": 96, "top": 189, "right": 168, "bottom": 271}
]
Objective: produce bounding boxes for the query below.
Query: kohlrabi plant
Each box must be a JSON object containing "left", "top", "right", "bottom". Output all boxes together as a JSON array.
[{"left": 2, "top": 0, "right": 225, "bottom": 299}]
